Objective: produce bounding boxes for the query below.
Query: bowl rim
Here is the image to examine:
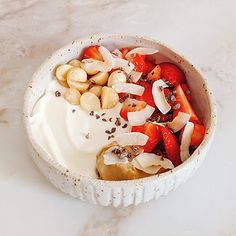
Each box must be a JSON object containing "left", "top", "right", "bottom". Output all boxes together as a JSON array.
[{"left": 23, "top": 34, "right": 217, "bottom": 187}]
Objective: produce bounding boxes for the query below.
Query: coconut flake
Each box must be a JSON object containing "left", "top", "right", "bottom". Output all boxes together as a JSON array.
[
  {"left": 112, "top": 49, "right": 122, "bottom": 58},
  {"left": 125, "top": 47, "right": 158, "bottom": 60},
  {"left": 98, "top": 46, "right": 114, "bottom": 66},
  {"left": 180, "top": 122, "right": 194, "bottom": 162},
  {"left": 132, "top": 153, "right": 174, "bottom": 174},
  {"left": 115, "top": 132, "right": 149, "bottom": 146},
  {"left": 152, "top": 79, "right": 171, "bottom": 114},
  {"left": 135, "top": 153, "right": 174, "bottom": 169},
  {"left": 128, "top": 70, "right": 142, "bottom": 83},
  {"left": 103, "top": 146, "right": 128, "bottom": 165},
  {"left": 132, "top": 158, "right": 161, "bottom": 174},
  {"left": 167, "top": 112, "right": 190, "bottom": 133},
  {"left": 128, "top": 105, "right": 155, "bottom": 126},
  {"left": 81, "top": 58, "right": 112, "bottom": 72},
  {"left": 113, "top": 58, "right": 135, "bottom": 74},
  {"left": 112, "top": 83, "right": 144, "bottom": 96}
]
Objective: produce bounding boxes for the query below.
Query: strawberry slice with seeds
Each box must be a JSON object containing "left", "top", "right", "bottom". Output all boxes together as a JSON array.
[
  {"left": 131, "top": 53, "right": 146, "bottom": 72},
  {"left": 180, "top": 123, "right": 205, "bottom": 147},
  {"left": 136, "top": 81, "right": 156, "bottom": 107},
  {"left": 173, "top": 85, "right": 200, "bottom": 123},
  {"left": 131, "top": 122, "right": 162, "bottom": 152},
  {"left": 120, "top": 99, "right": 146, "bottom": 120},
  {"left": 160, "top": 126, "right": 181, "bottom": 166},
  {"left": 159, "top": 62, "right": 186, "bottom": 86},
  {"left": 82, "top": 45, "right": 103, "bottom": 61}
]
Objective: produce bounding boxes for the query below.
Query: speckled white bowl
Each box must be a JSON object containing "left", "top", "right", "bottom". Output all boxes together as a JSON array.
[{"left": 23, "top": 34, "right": 217, "bottom": 207}]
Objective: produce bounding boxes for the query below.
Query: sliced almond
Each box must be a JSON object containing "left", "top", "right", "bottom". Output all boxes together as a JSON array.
[
  {"left": 81, "top": 59, "right": 99, "bottom": 75},
  {"left": 101, "top": 86, "right": 119, "bottom": 109},
  {"left": 55, "top": 64, "right": 73, "bottom": 82},
  {"left": 80, "top": 92, "right": 101, "bottom": 111},
  {"left": 107, "top": 70, "right": 127, "bottom": 87},
  {"left": 67, "top": 67, "right": 87, "bottom": 83},
  {"left": 68, "top": 59, "right": 81, "bottom": 67},
  {"left": 90, "top": 72, "right": 109, "bottom": 86},
  {"left": 89, "top": 85, "right": 102, "bottom": 97},
  {"left": 64, "top": 88, "right": 81, "bottom": 105}
]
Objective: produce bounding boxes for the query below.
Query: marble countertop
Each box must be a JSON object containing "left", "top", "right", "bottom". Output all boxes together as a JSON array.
[{"left": 0, "top": 0, "right": 236, "bottom": 235}]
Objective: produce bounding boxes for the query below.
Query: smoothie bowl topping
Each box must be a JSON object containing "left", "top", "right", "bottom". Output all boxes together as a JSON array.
[{"left": 29, "top": 44, "right": 206, "bottom": 181}]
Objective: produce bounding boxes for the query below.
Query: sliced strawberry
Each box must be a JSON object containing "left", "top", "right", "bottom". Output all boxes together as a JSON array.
[
  {"left": 143, "top": 61, "right": 155, "bottom": 75},
  {"left": 131, "top": 122, "right": 162, "bottom": 152},
  {"left": 131, "top": 53, "right": 146, "bottom": 72},
  {"left": 160, "top": 126, "right": 181, "bottom": 167},
  {"left": 120, "top": 99, "right": 146, "bottom": 120},
  {"left": 180, "top": 123, "right": 205, "bottom": 147},
  {"left": 82, "top": 45, "right": 103, "bottom": 61},
  {"left": 159, "top": 62, "right": 186, "bottom": 86},
  {"left": 173, "top": 85, "right": 200, "bottom": 123},
  {"left": 147, "top": 65, "right": 161, "bottom": 81},
  {"left": 119, "top": 47, "right": 131, "bottom": 59},
  {"left": 181, "top": 83, "right": 192, "bottom": 102},
  {"left": 136, "top": 81, "right": 156, "bottom": 107}
]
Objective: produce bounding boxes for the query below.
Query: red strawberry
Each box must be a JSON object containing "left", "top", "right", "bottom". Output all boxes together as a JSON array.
[
  {"left": 147, "top": 65, "right": 161, "bottom": 81},
  {"left": 173, "top": 85, "right": 200, "bottom": 123},
  {"left": 160, "top": 126, "right": 181, "bottom": 166},
  {"left": 120, "top": 47, "right": 131, "bottom": 59},
  {"left": 180, "top": 123, "right": 205, "bottom": 147},
  {"left": 159, "top": 62, "right": 186, "bottom": 86},
  {"left": 136, "top": 81, "right": 156, "bottom": 107},
  {"left": 132, "top": 122, "right": 162, "bottom": 152},
  {"left": 120, "top": 99, "right": 146, "bottom": 120},
  {"left": 82, "top": 45, "right": 103, "bottom": 61},
  {"left": 131, "top": 53, "right": 146, "bottom": 72},
  {"left": 181, "top": 83, "right": 192, "bottom": 102},
  {"left": 143, "top": 61, "right": 155, "bottom": 75}
]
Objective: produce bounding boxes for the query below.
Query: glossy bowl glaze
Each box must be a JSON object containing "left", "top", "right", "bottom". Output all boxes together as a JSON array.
[{"left": 23, "top": 34, "right": 217, "bottom": 207}]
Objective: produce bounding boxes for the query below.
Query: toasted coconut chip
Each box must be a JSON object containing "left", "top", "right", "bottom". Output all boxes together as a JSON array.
[
  {"left": 167, "top": 112, "right": 190, "bottom": 133},
  {"left": 112, "top": 82, "right": 144, "bottom": 96},
  {"left": 128, "top": 105, "right": 155, "bottom": 126},
  {"left": 112, "top": 49, "right": 123, "bottom": 58},
  {"left": 152, "top": 79, "right": 171, "bottom": 114},
  {"left": 135, "top": 153, "right": 174, "bottom": 169},
  {"left": 180, "top": 122, "right": 194, "bottom": 162},
  {"left": 103, "top": 146, "right": 128, "bottom": 165},
  {"left": 125, "top": 47, "right": 158, "bottom": 60},
  {"left": 81, "top": 58, "right": 112, "bottom": 72},
  {"left": 98, "top": 46, "right": 114, "bottom": 67},
  {"left": 128, "top": 70, "right": 142, "bottom": 83},
  {"left": 132, "top": 159, "right": 162, "bottom": 174},
  {"left": 115, "top": 132, "right": 149, "bottom": 146},
  {"left": 113, "top": 58, "right": 135, "bottom": 74}
]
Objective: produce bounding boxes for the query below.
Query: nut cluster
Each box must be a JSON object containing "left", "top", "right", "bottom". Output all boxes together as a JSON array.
[{"left": 55, "top": 59, "right": 127, "bottom": 111}]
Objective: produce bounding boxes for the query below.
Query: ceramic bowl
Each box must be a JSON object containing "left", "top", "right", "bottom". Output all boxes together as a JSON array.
[{"left": 23, "top": 34, "right": 217, "bottom": 207}]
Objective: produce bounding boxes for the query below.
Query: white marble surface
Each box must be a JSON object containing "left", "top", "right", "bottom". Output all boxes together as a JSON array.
[{"left": 0, "top": 0, "right": 236, "bottom": 235}]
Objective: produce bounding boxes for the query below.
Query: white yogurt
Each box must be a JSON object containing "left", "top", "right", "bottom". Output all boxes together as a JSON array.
[{"left": 30, "top": 80, "right": 130, "bottom": 178}]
